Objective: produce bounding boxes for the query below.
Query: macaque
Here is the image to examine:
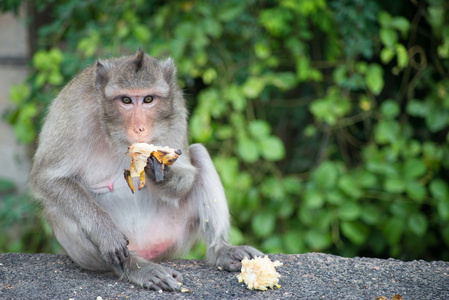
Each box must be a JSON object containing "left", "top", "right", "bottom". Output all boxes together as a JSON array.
[{"left": 29, "top": 48, "right": 262, "bottom": 291}]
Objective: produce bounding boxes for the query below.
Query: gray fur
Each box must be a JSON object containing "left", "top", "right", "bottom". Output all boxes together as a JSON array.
[{"left": 29, "top": 50, "right": 262, "bottom": 291}]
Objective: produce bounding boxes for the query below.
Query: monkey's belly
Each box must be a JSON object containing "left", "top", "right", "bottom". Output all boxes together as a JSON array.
[
  {"left": 129, "top": 241, "right": 172, "bottom": 260},
  {"left": 95, "top": 189, "right": 194, "bottom": 261}
]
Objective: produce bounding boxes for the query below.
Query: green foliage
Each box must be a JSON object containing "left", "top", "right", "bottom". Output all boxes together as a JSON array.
[
  {"left": 3, "top": 0, "right": 449, "bottom": 261},
  {"left": 0, "top": 179, "right": 60, "bottom": 253}
]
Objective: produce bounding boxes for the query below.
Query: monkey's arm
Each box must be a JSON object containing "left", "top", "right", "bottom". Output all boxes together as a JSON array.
[
  {"left": 29, "top": 171, "right": 129, "bottom": 266},
  {"left": 188, "top": 144, "right": 263, "bottom": 271}
]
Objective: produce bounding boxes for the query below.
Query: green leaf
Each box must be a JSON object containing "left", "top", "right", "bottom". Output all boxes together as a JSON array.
[
  {"left": 48, "top": 71, "right": 63, "bottom": 86},
  {"left": 202, "top": 68, "right": 217, "bottom": 84},
  {"left": 366, "top": 64, "right": 384, "bottom": 95},
  {"left": 255, "top": 42, "right": 271, "bottom": 59},
  {"left": 358, "top": 171, "right": 377, "bottom": 188},
  {"left": 403, "top": 159, "right": 427, "bottom": 179},
  {"left": 326, "top": 190, "right": 345, "bottom": 205},
  {"left": 189, "top": 113, "right": 212, "bottom": 143},
  {"left": 261, "top": 177, "right": 285, "bottom": 201},
  {"left": 406, "top": 99, "right": 428, "bottom": 117},
  {"left": 338, "top": 202, "right": 361, "bottom": 221},
  {"left": 395, "top": 44, "right": 408, "bottom": 69},
  {"left": 261, "top": 236, "right": 283, "bottom": 254},
  {"left": 361, "top": 204, "right": 381, "bottom": 225},
  {"left": 203, "top": 18, "right": 222, "bottom": 38},
  {"left": 341, "top": 221, "right": 368, "bottom": 245},
  {"left": 248, "top": 120, "right": 271, "bottom": 139},
  {"left": 260, "top": 136, "right": 285, "bottom": 161},
  {"left": 305, "top": 229, "right": 332, "bottom": 250},
  {"left": 384, "top": 176, "right": 405, "bottom": 194},
  {"left": 237, "top": 138, "right": 260, "bottom": 163},
  {"left": 215, "top": 125, "right": 233, "bottom": 140},
  {"left": 405, "top": 181, "right": 426, "bottom": 202},
  {"left": 408, "top": 213, "right": 428, "bottom": 237},
  {"left": 9, "top": 83, "right": 30, "bottom": 105},
  {"left": 243, "top": 77, "right": 265, "bottom": 99},
  {"left": 252, "top": 211, "right": 276, "bottom": 238},
  {"left": 283, "top": 230, "right": 305, "bottom": 253},
  {"left": 133, "top": 24, "right": 151, "bottom": 43},
  {"left": 430, "top": 178, "right": 449, "bottom": 200},
  {"left": 224, "top": 84, "right": 246, "bottom": 112},
  {"left": 374, "top": 120, "right": 400, "bottom": 144},
  {"left": 312, "top": 160, "right": 339, "bottom": 190},
  {"left": 384, "top": 217, "right": 405, "bottom": 244},
  {"left": 426, "top": 104, "right": 449, "bottom": 132},
  {"left": 380, "top": 99, "right": 400, "bottom": 119},
  {"left": 277, "top": 199, "right": 295, "bottom": 219},
  {"left": 338, "top": 174, "right": 362, "bottom": 199},
  {"left": 283, "top": 176, "right": 303, "bottom": 195},
  {"left": 303, "top": 189, "right": 325, "bottom": 209},
  {"left": 380, "top": 48, "right": 395, "bottom": 64},
  {"left": 217, "top": 2, "right": 245, "bottom": 21},
  {"left": 380, "top": 28, "right": 397, "bottom": 47},
  {"left": 213, "top": 157, "right": 239, "bottom": 187},
  {"left": 378, "top": 11, "right": 392, "bottom": 27},
  {"left": 391, "top": 16, "right": 410, "bottom": 37}
]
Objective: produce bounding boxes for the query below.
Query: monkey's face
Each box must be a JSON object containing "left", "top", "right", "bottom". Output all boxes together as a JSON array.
[
  {"left": 95, "top": 51, "right": 179, "bottom": 147},
  {"left": 104, "top": 88, "right": 166, "bottom": 145}
]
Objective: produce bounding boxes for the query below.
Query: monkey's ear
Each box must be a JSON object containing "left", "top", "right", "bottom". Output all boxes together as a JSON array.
[
  {"left": 95, "top": 61, "right": 109, "bottom": 90},
  {"left": 133, "top": 47, "right": 145, "bottom": 72},
  {"left": 161, "top": 57, "right": 177, "bottom": 83}
]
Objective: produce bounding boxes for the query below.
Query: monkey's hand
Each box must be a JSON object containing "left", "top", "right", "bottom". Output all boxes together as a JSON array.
[
  {"left": 124, "top": 143, "right": 182, "bottom": 193},
  {"left": 214, "top": 245, "right": 264, "bottom": 272},
  {"left": 95, "top": 226, "right": 130, "bottom": 266},
  {"left": 126, "top": 260, "right": 183, "bottom": 292}
]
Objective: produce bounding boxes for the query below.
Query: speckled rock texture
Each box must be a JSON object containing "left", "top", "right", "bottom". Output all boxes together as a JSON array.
[{"left": 1, "top": 252, "right": 448, "bottom": 299}]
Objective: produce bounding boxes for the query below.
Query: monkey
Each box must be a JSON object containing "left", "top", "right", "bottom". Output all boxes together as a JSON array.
[{"left": 28, "top": 48, "right": 262, "bottom": 291}]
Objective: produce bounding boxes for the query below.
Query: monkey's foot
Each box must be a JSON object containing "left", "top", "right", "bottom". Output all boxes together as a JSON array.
[
  {"left": 214, "top": 245, "right": 264, "bottom": 272},
  {"left": 124, "top": 261, "right": 183, "bottom": 292}
]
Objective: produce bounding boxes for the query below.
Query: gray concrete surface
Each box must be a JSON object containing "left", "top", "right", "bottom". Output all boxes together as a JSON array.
[{"left": 1, "top": 252, "right": 448, "bottom": 299}]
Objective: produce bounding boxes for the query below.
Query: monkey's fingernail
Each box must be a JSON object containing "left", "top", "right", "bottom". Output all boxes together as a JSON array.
[{"left": 175, "top": 149, "right": 182, "bottom": 155}]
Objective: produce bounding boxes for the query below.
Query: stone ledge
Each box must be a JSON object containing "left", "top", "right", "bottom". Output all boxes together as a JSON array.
[{"left": 0, "top": 252, "right": 448, "bottom": 299}]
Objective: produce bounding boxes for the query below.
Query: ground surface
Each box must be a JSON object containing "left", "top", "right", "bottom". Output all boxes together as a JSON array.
[{"left": 1, "top": 252, "right": 448, "bottom": 299}]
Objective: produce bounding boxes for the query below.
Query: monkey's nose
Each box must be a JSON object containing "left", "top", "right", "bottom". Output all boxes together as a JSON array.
[{"left": 134, "top": 127, "right": 145, "bottom": 133}]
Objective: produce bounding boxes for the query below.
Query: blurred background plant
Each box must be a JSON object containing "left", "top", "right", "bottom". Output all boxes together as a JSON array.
[{"left": 1, "top": 0, "right": 449, "bottom": 260}]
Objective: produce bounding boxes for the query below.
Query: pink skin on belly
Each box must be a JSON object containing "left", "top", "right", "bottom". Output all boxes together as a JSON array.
[{"left": 129, "top": 241, "right": 172, "bottom": 260}]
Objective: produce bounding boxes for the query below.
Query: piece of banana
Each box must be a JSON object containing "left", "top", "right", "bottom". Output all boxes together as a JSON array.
[{"left": 124, "top": 143, "right": 182, "bottom": 193}]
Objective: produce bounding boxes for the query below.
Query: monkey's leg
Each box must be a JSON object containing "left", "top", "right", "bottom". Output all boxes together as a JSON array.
[{"left": 189, "top": 144, "right": 263, "bottom": 272}]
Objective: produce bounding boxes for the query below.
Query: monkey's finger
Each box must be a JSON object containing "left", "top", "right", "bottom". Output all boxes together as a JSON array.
[
  {"left": 152, "top": 156, "right": 165, "bottom": 182},
  {"left": 231, "top": 246, "right": 263, "bottom": 261},
  {"left": 145, "top": 276, "right": 181, "bottom": 292},
  {"left": 116, "top": 247, "right": 129, "bottom": 263},
  {"left": 146, "top": 155, "right": 154, "bottom": 171},
  {"left": 103, "top": 251, "right": 119, "bottom": 266},
  {"left": 225, "top": 261, "right": 242, "bottom": 272},
  {"left": 172, "top": 269, "right": 183, "bottom": 283}
]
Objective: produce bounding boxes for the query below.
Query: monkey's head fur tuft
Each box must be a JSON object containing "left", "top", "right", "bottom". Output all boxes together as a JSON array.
[{"left": 133, "top": 47, "right": 144, "bottom": 72}]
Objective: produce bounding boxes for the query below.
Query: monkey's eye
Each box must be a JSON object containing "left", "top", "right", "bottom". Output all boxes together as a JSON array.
[
  {"left": 143, "top": 96, "right": 154, "bottom": 103},
  {"left": 121, "top": 97, "right": 132, "bottom": 104}
]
